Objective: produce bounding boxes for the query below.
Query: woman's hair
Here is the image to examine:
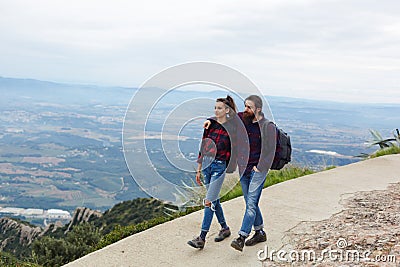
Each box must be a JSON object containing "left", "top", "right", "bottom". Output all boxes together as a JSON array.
[{"left": 216, "top": 95, "right": 237, "bottom": 119}]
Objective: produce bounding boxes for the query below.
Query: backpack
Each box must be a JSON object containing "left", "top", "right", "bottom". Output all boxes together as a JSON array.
[{"left": 270, "top": 122, "right": 292, "bottom": 170}]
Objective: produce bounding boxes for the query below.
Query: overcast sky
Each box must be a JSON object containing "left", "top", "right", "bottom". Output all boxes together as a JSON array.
[{"left": 1, "top": 0, "right": 399, "bottom": 103}]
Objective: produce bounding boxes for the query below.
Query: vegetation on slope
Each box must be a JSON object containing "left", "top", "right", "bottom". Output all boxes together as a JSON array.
[{"left": 362, "top": 128, "right": 400, "bottom": 158}]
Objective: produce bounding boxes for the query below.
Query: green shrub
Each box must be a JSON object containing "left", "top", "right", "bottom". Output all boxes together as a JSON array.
[
  {"left": 363, "top": 128, "right": 400, "bottom": 158},
  {"left": 266, "top": 165, "right": 315, "bottom": 187},
  {"left": 31, "top": 237, "right": 70, "bottom": 267},
  {"left": 370, "top": 145, "right": 400, "bottom": 158},
  {"left": 31, "top": 223, "right": 100, "bottom": 267},
  {"left": 220, "top": 182, "right": 242, "bottom": 202},
  {"left": 94, "top": 198, "right": 166, "bottom": 234},
  {"left": 0, "top": 251, "right": 40, "bottom": 267}
]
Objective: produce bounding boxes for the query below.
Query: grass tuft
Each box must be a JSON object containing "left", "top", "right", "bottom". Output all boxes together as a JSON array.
[{"left": 370, "top": 145, "right": 400, "bottom": 158}]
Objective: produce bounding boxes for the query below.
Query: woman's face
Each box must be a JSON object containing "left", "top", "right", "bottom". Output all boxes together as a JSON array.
[{"left": 214, "top": 101, "right": 228, "bottom": 119}]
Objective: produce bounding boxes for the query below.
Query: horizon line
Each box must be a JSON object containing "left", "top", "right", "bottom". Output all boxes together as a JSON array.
[{"left": 1, "top": 75, "right": 399, "bottom": 106}]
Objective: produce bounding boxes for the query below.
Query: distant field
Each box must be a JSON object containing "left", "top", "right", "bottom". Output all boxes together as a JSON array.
[{"left": 0, "top": 77, "right": 398, "bottom": 212}]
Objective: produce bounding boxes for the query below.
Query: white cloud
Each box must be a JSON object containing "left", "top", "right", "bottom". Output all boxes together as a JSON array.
[{"left": 0, "top": 0, "right": 399, "bottom": 103}]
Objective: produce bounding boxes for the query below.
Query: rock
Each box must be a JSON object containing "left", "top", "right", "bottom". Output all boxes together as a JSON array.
[
  {"left": 283, "top": 182, "right": 400, "bottom": 266},
  {"left": 65, "top": 207, "right": 102, "bottom": 234},
  {"left": 365, "top": 237, "right": 375, "bottom": 245}
]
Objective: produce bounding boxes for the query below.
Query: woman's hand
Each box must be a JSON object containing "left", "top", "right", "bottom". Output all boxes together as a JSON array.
[
  {"left": 203, "top": 120, "right": 211, "bottom": 129},
  {"left": 196, "top": 170, "right": 203, "bottom": 186}
]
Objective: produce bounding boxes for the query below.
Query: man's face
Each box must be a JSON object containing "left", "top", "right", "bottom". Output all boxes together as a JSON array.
[
  {"left": 243, "top": 100, "right": 256, "bottom": 123},
  {"left": 244, "top": 100, "right": 256, "bottom": 116}
]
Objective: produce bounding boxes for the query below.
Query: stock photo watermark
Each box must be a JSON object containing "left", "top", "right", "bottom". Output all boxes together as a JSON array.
[{"left": 257, "top": 238, "right": 397, "bottom": 265}]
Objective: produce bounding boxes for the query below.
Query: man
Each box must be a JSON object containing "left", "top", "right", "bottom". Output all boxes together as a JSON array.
[
  {"left": 205, "top": 95, "right": 276, "bottom": 251},
  {"left": 206, "top": 95, "right": 276, "bottom": 252}
]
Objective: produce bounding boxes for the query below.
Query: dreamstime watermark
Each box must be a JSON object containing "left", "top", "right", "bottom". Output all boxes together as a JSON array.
[
  {"left": 257, "top": 238, "right": 397, "bottom": 264},
  {"left": 122, "top": 62, "right": 274, "bottom": 206}
]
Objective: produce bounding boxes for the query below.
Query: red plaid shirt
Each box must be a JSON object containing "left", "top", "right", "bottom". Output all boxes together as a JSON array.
[{"left": 197, "top": 120, "right": 233, "bottom": 163}]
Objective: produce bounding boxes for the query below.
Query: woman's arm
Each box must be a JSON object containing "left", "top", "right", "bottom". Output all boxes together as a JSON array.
[{"left": 195, "top": 163, "right": 203, "bottom": 185}]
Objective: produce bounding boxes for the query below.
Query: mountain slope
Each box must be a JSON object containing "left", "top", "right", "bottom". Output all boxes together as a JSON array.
[{"left": 0, "top": 197, "right": 167, "bottom": 261}]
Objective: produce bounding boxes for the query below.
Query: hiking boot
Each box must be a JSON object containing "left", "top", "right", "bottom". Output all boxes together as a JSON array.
[
  {"left": 230, "top": 236, "right": 245, "bottom": 252},
  {"left": 187, "top": 236, "right": 205, "bottom": 249},
  {"left": 214, "top": 228, "right": 231, "bottom": 242},
  {"left": 245, "top": 231, "right": 267, "bottom": 246}
]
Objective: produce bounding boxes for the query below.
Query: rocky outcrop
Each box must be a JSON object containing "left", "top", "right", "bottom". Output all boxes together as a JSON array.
[
  {"left": 42, "top": 220, "right": 64, "bottom": 235},
  {"left": 0, "top": 217, "right": 42, "bottom": 258},
  {"left": 0, "top": 218, "right": 42, "bottom": 248},
  {"left": 65, "top": 207, "right": 102, "bottom": 234}
]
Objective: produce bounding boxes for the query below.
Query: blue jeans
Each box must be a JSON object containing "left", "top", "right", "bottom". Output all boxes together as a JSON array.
[
  {"left": 201, "top": 156, "right": 227, "bottom": 232},
  {"left": 238, "top": 169, "right": 267, "bottom": 237}
]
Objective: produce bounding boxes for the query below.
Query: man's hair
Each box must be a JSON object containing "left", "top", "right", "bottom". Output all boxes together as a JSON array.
[{"left": 245, "top": 95, "right": 263, "bottom": 110}]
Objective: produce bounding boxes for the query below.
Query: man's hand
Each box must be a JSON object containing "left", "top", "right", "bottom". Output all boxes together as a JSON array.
[
  {"left": 203, "top": 120, "right": 211, "bottom": 129},
  {"left": 253, "top": 166, "right": 260, "bottom": 173}
]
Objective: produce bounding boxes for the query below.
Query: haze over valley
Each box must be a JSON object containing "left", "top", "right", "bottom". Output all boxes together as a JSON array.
[{"left": 1, "top": 77, "right": 398, "bottom": 223}]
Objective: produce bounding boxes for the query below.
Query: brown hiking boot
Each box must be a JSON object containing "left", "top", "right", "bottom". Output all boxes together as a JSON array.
[
  {"left": 214, "top": 228, "right": 231, "bottom": 242},
  {"left": 187, "top": 236, "right": 205, "bottom": 249},
  {"left": 245, "top": 231, "right": 267, "bottom": 246},
  {"left": 230, "top": 236, "right": 245, "bottom": 252}
]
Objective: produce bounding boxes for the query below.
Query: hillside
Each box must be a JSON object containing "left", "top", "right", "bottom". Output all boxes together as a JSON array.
[
  {"left": 90, "top": 198, "right": 166, "bottom": 234},
  {"left": 0, "top": 198, "right": 167, "bottom": 263}
]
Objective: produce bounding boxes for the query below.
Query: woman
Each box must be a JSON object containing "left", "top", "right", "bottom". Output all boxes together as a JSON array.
[{"left": 187, "top": 95, "right": 237, "bottom": 249}]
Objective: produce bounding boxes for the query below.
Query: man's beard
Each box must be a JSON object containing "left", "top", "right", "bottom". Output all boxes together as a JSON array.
[{"left": 243, "top": 111, "right": 255, "bottom": 124}]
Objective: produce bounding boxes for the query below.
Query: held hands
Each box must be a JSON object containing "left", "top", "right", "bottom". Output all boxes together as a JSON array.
[{"left": 203, "top": 120, "right": 211, "bottom": 129}]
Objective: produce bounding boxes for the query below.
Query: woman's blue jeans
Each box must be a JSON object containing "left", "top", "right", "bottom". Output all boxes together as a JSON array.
[
  {"left": 200, "top": 156, "right": 227, "bottom": 232},
  {"left": 238, "top": 169, "right": 267, "bottom": 237}
]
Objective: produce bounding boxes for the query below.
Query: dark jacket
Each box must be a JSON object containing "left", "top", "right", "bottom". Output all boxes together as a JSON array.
[
  {"left": 236, "top": 116, "right": 276, "bottom": 174},
  {"left": 256, "top": 118, "right": 276, "bottom": 173}
]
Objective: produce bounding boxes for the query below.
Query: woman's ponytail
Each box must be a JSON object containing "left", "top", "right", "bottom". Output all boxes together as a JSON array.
[
  {"left": 225, "top": 95, "right": 237, "bottom": 113},
  {"left": 224, "top": 95, "right": 237, "bottom": 120}
]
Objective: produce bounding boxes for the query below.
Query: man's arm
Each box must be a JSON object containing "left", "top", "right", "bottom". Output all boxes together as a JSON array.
[{"left": 203, "top": 120, "right": 211, "bottom": 129}]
